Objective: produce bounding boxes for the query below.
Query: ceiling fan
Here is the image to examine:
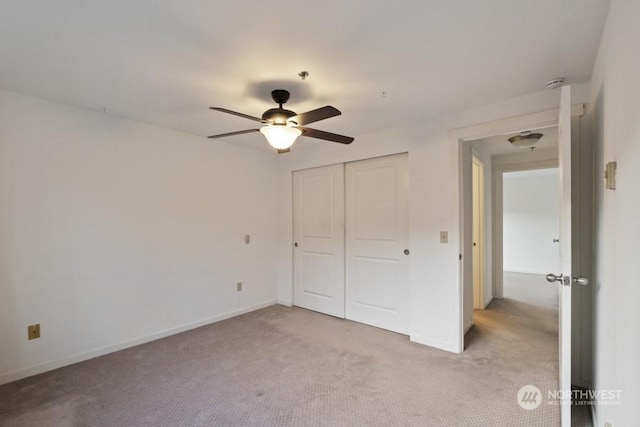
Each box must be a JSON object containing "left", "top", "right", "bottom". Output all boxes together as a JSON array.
[{"left": 208, "top": 89, "right": 354, "bottom": 153}]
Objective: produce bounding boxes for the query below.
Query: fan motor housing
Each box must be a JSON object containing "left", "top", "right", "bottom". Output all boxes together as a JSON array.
[
  {"left": 271, "top": 89, "right": 291, "bottom": 105},
  {"left": 262, "top": 108, "right": 296, "bottom": 125}
]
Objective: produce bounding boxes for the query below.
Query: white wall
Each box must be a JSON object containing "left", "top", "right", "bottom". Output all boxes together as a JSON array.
[
  {"left": 502, "top": 168, "right": 559, "bottom": 274},
  {"left": 0, "top": 90, "right": 279, "bottom": 384},
  {"left": 588, "top": 0, "right": 640, "bottom": 424}
]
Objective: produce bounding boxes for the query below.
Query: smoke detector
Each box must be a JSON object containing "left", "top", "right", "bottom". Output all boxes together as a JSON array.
[
  {"left": 508, "top": 131, "right": 543, "bottom": 148},
  {"left": 546, "top": 78, "right": 565, "bottom": 89}
]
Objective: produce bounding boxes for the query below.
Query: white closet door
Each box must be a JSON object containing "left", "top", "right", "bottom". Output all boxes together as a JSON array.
[
  {"left": 345, "top": 154, "right": 410, "bottom": 334},
  {"left": 293, "top": 164, "right": 345, "bottom": 318}
]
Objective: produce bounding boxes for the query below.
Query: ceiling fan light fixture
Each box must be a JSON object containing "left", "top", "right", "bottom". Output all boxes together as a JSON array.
[
  {"left": 260, "top": 124, "right": 302, "bottom": 150},
  {"left": 508, "top": 131, "right": 543, "bottom": 148},
  {"left": 208, "top": 89, "right": 353, "bottom": 152}
]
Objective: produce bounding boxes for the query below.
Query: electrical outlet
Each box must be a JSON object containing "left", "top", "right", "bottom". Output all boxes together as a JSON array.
[
  {"left": 440, "top": 231, "right": 448, "bottom": 243},
  {"left": 28, "top": 324, "right": 40, "bottom": 340},
  {"left": 237, "top": 282, "right": 242, "bottom": 292}
]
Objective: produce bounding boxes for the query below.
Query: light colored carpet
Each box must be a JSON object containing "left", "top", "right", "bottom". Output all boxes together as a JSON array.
[
  {"left": 503, "top": 272, "right": 593, "bottom": 427},
  {"left": 503, "top": 271, "right": 559, "bottom": 310},
  {"left": 1, "top": 278, "right": 569, "bottom": 426}
]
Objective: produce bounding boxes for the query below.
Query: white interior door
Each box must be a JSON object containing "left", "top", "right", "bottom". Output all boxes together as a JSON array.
[
  {"left": 556, "top": 85, "right": 573, "bottom": 425},
  {"left": 345, "top": 154, "right": 410, "bottom": 334},
  {"left": 293, "top": 164, "right": 345, "bottom": 318},
  {"left": 472, "top": 157, "right": 484, "bottom": 310}
]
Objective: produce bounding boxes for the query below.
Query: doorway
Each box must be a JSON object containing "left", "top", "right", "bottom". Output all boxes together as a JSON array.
[
  {"left": 502, "top": 168, "right": 560, "bottom": 306},
  {"left": 456, "top": 116, "right": 561, "bottom": 340},
  {"left": 455, "top": 101, "right": 594, "bottom": 425}
]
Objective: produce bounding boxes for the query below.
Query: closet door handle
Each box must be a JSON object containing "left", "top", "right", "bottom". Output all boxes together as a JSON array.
[{"left": 403, "top": 249, "right": 410, "bottom": 255}]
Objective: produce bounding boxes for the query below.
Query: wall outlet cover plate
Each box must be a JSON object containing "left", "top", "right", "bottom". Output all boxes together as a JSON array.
[{"left": 28, "top": 324, "right": 40, "bottom": 340}]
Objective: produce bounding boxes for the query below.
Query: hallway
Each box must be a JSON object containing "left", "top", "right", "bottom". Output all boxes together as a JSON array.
[{"left": 467, "top": 272, "right": 560, "bottom": 425}]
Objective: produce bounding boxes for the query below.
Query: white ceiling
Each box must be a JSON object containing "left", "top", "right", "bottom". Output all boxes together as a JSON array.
[{"left": 0, "top": 1, "right": 610, "bottom": 152}]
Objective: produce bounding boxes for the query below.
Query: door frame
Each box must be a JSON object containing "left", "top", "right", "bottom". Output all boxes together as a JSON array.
[{"left": 450, "top": 104, "right": 584, "bottom": 353}]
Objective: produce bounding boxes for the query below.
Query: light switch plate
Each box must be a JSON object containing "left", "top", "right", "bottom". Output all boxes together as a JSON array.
[
  {"left": 605, "top": 161, "right": 616, "bottom": 190},
  {"left": 440, "top": 231, "right": 448, "bottom": 243}
]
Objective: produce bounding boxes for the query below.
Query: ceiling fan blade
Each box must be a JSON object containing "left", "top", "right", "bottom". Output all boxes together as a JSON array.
[
  {"left": 299, "top": 127, "right": 354, "bottom": 144},
  {"left": 288, "top": 106, "right": 341, "bottom": 126},
  {"left": 207, "top": 129, "right": 259, "bottom": 139},
  {"left": 209, "top": 107, "right": 269, "bottom": 123}
]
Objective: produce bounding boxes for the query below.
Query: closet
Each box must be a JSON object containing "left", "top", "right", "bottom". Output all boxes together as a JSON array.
[{"left": 292, "top": 153, "right": 409, "bottom": 334}]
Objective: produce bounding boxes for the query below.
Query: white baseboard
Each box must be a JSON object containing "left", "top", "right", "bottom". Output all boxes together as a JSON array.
[
  {"left": 276, "top": 299, "right": 293, "bottom": 307},
  {"left": 0, "top": 299, "right": 277, "bottom": 386},
  {"left": 464, "top": 321, "right": 474, "bottom": 333},
  {"left": 409, "top": 334, "right": 456, "bottom": 353},
  {"left": 483, "top": 297, "right": 494, "bottom": 309}
]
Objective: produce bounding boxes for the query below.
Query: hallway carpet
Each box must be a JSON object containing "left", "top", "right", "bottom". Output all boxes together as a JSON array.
[{"left": 1, "top": 293, "right": 562, "bottom": 426}]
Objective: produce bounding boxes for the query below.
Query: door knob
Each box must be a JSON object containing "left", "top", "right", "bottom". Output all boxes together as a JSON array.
[
  {"left": 547, "top": 273, "right": 589, "bottom": 287},
  {"left": 546, "top": 273, "right": 563, "bottom": 283},
  {"left": 404, "top": 249, "right": 410, "bottom": 255},
  {"left": 546, "top": 273, "right": 570, "bottom": 286},
  {"left": 294, "top": 242, "right": 298, "bottom": 247},
  {"left": 553, "top": 239, "right": 559, "bottom": 243},
  {"left": 573, "top": 276, "right": 589, "bottom": 286}
]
